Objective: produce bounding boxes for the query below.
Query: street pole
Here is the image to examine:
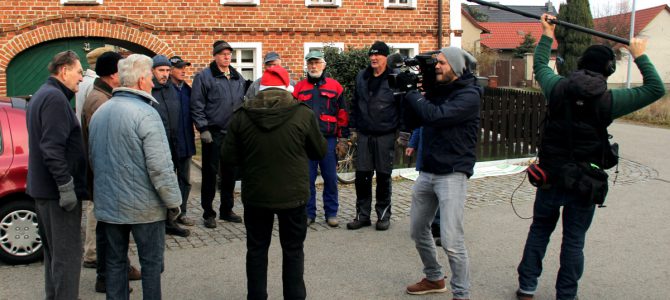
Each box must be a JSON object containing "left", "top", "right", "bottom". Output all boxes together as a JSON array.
[{"left": 626, "top": 0, "right": 637, "bottom": 88}]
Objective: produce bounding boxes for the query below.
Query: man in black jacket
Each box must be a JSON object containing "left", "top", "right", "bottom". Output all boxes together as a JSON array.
[
  {"left": 403, "top": 47, "right": 481, "bottom": 300},
  {"left": 27, "top": 50, "right": 89, "bottom": 299},
  {"left": 191, "top": 40, "right": 246, "bottom": 228},
  {"left": 347, "top": 41, "right": 398, "bottom": 231},
  {"left": 152, "top": 55, "right": 191, "bottom": 237}
]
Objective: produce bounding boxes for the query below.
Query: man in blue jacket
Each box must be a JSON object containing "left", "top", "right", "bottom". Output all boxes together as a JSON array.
[
  {"left": 27, "top": 50, "right": 89, "bottom": 300},
  {"left": 191, "top": 40, "right": 246, "bottom": 228},
  {"left": 403, "top": 47, "right": 482, "bottom": 300}
]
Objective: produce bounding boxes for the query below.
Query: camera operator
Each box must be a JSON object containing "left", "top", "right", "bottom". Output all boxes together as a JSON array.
[
  {"left": 347, "top": 41, "right": 399, "bottom": 231},
  {"left": 402, "top": 47, "right": 481, "bottom": 299},
  {"left": 515, "top": 14, "right": 665, "bottom": 300}
]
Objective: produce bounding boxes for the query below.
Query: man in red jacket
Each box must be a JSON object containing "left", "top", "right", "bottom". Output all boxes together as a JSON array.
[{"left": 293, "top": 50, "right": 349, "bottom": 227}]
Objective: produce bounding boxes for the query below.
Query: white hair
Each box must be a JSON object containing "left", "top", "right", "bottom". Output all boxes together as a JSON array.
[{"left": 118, "top": 54, "right": 153, "bottom": 88}]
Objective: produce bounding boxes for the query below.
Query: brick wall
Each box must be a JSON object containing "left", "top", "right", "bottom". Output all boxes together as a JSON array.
[{"left": 0, "top": 0, "right": 452, "bottom": 95}]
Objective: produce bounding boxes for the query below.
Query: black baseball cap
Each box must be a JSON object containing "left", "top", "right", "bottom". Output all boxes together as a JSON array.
[{"left": 169, "top": 56, "right": 191, "bottom": 68}]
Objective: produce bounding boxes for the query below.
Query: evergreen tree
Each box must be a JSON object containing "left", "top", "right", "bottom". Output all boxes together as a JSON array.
[
  {"left": 322, "top": 46, "right": 370, "bottom": 103},
  {"left": 555, "top": 0, "right": 595, "bottom": 76},
  {"left": 514, "top": 33, "right": 536, "bottom": 58}
]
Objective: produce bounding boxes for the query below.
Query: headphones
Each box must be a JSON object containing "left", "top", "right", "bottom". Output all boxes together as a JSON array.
[{"left": 577, "top": 45, "right": 616, "bottom": 77}]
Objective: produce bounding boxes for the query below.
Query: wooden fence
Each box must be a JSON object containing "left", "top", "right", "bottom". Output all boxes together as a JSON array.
[{"left": 394, "top": 87, "right": 547, "bottom": 167}]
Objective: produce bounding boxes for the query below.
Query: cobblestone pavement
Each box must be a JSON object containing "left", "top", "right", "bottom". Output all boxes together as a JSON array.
[{"left": 150, "top": 157, "right": 657, "bottom": 253}]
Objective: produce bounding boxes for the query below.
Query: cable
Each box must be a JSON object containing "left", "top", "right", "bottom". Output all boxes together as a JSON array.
[{"left": 510, "top": 168, "right": 533, "bottom": 220}]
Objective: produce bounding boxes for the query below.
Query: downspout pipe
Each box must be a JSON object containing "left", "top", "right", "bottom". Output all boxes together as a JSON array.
[{"left": 438, "top": 0, "right": 443, "bottom": 49}]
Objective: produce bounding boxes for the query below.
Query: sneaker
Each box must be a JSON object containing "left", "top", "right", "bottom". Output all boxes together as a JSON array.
[
  {"left": 307, "top": 218, "right": 315, "bottom": 226},
  {"left": 176, "top": 215, "right": 195, "bottom": 226},
  {"left": 406, "top": 278, "right": 448, "bottom": 295},
  {"left": 326, "top": 217, "right": 339, "bottom": 227},
  {"left": 346, "top": 219, "right": 371, "bottom": 230},
  {"left": 204, "top": 217, "right": 217, "bottom": 228},
  {"left": 220, "top": 211, "right": 243, "bottom": 223},
  {"left": 128, "top": 265, "right": 141, "bottom": 281},
  {"left": 83, "top": 260, "right": 97, "bottom": 269},
  {"left": 166, "top": 224, "right": 191, "bottom": 237},
  {"left": 516, "top": 289, "right": 534, "bottom": 300},
  {"left": 376, "top": 219, "right": 390, "bottom": 231}
]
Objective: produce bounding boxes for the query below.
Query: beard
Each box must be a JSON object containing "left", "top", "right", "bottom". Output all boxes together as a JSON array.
[{"left": 308, "top": 70, "right": 323, "bottom": 79}]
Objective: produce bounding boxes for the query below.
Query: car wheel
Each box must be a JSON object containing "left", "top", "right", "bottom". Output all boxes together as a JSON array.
[{"left": 0, "top": 199, "right": 43, "bottom": 264}]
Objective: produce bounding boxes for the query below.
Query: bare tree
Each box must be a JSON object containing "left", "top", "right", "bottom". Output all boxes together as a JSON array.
[{"left": 593, "top": 0, "right": 631, "bottom": 49}]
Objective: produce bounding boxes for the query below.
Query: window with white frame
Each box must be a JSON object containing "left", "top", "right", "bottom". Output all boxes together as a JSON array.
[
  {"left": 303, "top": 42, "right": 344, "bottom": 59},
  {"left": 228, "top": 43, "right": 263, "bottom": 80},
  {"left": 221, "top": 0, "right": 259, "bottom": 5},
  {"left": 388, "top": 43, "right": 419, "bottom": 58},
  {"left": 305, "top": 0, "right": 341, "bottom": 7},
  {"left": 61, "top": 0, "right": 102, "bottom": 4},
  {"left": 384, "top": 0, "right": 415, "bottom": 9}
]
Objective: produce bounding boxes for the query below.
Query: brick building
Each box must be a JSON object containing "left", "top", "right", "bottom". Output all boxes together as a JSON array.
[{"left": 0, "top": 0, "right": 456, "bottom": 97}]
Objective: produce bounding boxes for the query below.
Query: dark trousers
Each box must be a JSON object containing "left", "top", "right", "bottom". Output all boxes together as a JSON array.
[
  {"left": 354, "top": 171, "right": 392, "bottom": 222},
  {"left": 517, "top": 187, "right": 596, "bottom": 300},
  {"left": 176, "top": 156, "right": 192, "bottom": 215},
  {"left": 307, "top": 137, "right": 339, "bottom": 219},
  {"left": 200, "top": 131, "right": 235, "bottom": 219},
  {"left": 103, "top": 221, "right": 165, "bottom": 300},
  {"left": 244, "top": 205, "right": 307, "bottom": 300},
  {"left": 96, "top": 221, "right": 134, "bottom": 282},
  {"left": 35, "top": 199, "right": 82, "bottom": 300}
]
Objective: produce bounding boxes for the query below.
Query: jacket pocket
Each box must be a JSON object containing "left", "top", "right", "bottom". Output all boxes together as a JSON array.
[
  {"left": 319, "top": 114, "right": 338, "bottom": 136},
  {"left": 297, "top": 93, "right": 312, "bottom": 102}
]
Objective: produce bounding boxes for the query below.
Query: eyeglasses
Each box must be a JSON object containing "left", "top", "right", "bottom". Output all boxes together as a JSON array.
[{"left": 307, "top": 61, "right": 324, "bottom": 66}]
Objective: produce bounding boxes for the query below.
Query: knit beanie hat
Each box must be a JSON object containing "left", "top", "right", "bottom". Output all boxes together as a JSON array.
[
  {"left": 95, "top": 51, "right": 122, "bottom": 77},
  {"left": 259, "top": 66, "right": 294, "bottom": 93},
  {"left": 439, "top": 47, "right": 477, "bottom": 78},
  {"left": 86, "top": 46, "right": 115, "bottom": 66},
  {"left": 368, "top": 41, "right": 390, "bottom": 56},
  {"left": 152, "top": 55, "right": 171, "bottom": 68},
  {"left": 213, "top": 40, "right": 234, "bottom": 56},
  {"left": 578, "top": 45, "right": 615, "bottom": 76}
]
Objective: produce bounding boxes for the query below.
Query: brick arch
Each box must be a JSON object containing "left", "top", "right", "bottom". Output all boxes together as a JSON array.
[{"left": 0, "top": 16, "right": 173, "bottom": 95}]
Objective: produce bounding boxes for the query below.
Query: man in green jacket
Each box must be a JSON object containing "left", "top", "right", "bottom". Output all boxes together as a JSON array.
[
  {"left": 516, "top": 14, "right": 666, "bottom": 300},
  {"left": 222, "top": 66, "right": 327, "bottom": 300}
]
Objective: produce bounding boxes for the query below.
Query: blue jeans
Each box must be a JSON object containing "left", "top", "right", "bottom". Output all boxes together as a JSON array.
[
  {"left": 307, "top": 137, "right": 338, "bottom": 219},
  {"left": 410, "top": 172, "right": 470, "bottom": 299},
  {"left": 103, "top": 221, "right": 165, "bottom": 300},
  {"left": 517, "top": 187, "right": 596, "bottom": 300}
]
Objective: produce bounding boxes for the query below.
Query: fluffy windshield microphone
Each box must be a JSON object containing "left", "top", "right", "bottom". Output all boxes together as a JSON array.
[{"left": 387, "top": 52, "right": 405, "bottom": 69}]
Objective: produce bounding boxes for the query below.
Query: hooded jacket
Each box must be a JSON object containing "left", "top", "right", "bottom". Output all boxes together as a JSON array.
[
  {"left": 404, "top": 72, "right": 482, "bottom": 177},
  {"left": 222, "top": 89, "right": 327, "bottom": 209}
]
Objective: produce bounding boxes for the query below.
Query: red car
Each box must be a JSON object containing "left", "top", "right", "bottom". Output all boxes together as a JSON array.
[{"left": 0, "top": 96, "right": 42, "bottom": 264}]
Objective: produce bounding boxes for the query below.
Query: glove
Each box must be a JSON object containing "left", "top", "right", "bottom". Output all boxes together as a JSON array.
[
  {"left": 336, "top": 138, "right": 350, "bottom": 159},
  {"left": 200, "top": 130, "right": 213, "bottom": 143},
  {"left": 57, "top": 177, "right": 78, "bottom": 212},
  {"left": 349, "top": 131, "right": 358, "bottom": 143},
  {"left": 396, "top": 131, "right": 410, "bottom": 147},
  {"left": 167, "top": 207, "right": 181, "bottom": 222}
]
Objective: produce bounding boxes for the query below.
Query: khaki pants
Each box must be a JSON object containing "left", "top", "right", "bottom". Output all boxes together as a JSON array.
[{"left": 83, "top": 201, "right": 97, "bottom": 263}]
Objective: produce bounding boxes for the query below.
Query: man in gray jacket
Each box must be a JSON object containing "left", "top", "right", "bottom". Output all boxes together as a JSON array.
[
  {"left": 191, "top": 40, "right": 246, "bottom": 228},
  {"left": 89, "top": 54, "right": 182, "bottom": 299}
]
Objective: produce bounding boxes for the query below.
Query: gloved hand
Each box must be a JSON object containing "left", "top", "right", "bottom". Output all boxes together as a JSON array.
[
  {"left": 167, "top": 207, "right": 181, "bottom": 222},
  {"left": 396, "top": 131, "right": 411, "bottom": 147},
  {"left": 200, "top": 130, "right": 213, "bottom": 144},
  {"left": 57, "top": 177, "right": 78, "bottom": 212}
]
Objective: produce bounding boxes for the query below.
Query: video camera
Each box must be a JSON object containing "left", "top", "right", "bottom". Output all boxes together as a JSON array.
[{"left": 387, "top": 51, "right": 441, "bottom": 93}]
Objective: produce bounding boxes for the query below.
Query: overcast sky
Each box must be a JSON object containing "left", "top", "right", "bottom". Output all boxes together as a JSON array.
[{"left": 464, "top": 0, "right": 670, "bottom": 16}]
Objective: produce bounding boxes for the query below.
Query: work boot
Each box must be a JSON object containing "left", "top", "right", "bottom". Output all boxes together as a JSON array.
[
  {"left": 220, "top": 211, "right": 242, "bottom": 223},
  {"left": 376, "top": 219, "right": 390, "bottom": 231},
  {"left": 166, "top": 222, "right": 191, "bottom": 237},
  {"left": 176, "top": 215, "right": 195, "bottom": 226},
  {"left": 204, "top": 217, "right": 217, "bottom": 228},
  {"left": 346, "top": 219, "right": 371, "bottom": 230},
  {"left": 326, "top": 217, "right": 339, "bottom": 227},
  {"left": 516, "top": 289, "right": 534, "bottom": 300},
  {"left": 128, "top": 265, "right": 141, "bottom": 281},
  {"left": 406, "top": 278, "right": 448, "bottom": 295}
]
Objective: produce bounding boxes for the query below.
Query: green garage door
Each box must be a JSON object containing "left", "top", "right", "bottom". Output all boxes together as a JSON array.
[{"left": 7, "top": 37, "right": 155, "bottom": 97}]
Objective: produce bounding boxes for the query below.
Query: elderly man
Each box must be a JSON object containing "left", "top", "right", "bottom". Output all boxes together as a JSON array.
[
  {"left": 402, "top": 47, "right": 482, "bottom": 299},
  {"left": 244, "top": 51, "right": 295, "bottom": 100},
  {"left": 151, "top": 55, "right": 191, "bottom": 238},
  {"left": 191, "top": 40, "right": 246, "bottom": 228},
  {"left": 81, "top": 51, "right": 142, "bottom": 293},
  {"left": 223, "top": 66, "right": 326, "bottom": 300},
  {"left": 89, "top": 54, "right": 182, "bottom": 299},
  {"left": 348, "top": 41, "right": 398, "bottom": 231},
  {"left": 169, "top": 55, "right": 197, "bottom": 227},
  {"left": 27, "top": 50, "right": 88, "bottom": 299},
  {"left": 293, "top": 50, "right": 348, "bottom": 227}
]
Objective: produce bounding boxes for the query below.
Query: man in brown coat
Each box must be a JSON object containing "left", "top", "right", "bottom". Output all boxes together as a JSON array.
[{"left": 81, "top": 51, "right": 141, "bottom": 293}]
